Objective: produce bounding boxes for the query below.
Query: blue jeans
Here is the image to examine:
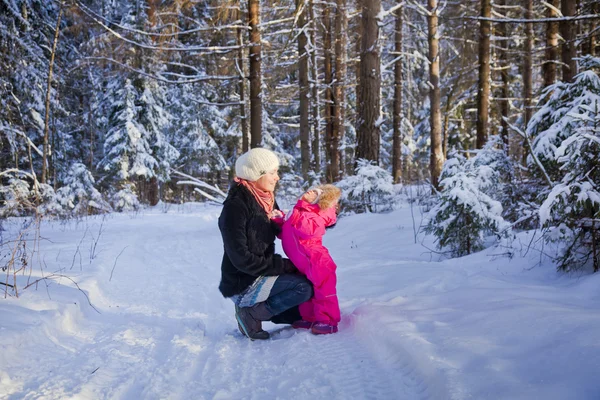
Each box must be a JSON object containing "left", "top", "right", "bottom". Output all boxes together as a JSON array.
[{"left": 265, "top": 274, "right": 313, "bottom": 324}]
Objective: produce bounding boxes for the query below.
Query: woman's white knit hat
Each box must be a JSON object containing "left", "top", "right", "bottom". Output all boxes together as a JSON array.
[{"left": 235, "top": 148, "right": 280, "bottom": 182}]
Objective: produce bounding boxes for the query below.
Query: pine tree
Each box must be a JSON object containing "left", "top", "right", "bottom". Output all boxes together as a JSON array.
[
  {"left": 99, "top": 78, "right": 158, "bottom": 188},
  {"left": 425, "top": 136, "right": 512, "bottom": 257},
  {"left": 530, "top": 56, "right": 600, "bottom": 272}
]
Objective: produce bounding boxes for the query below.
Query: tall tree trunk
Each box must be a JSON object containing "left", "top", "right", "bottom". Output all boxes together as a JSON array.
[
  {"left": 560, "top": 0, "right": 578, "bottom": 82},
  {"left": 356, "top": 0, "right": 381, "bottom": 164},
  {"left": 476, "top": 0, "right": 491, "bottom": 149},
  {"left": 351, "top": 0, "right": 363, "bottom": 175},
  {"left": 442, "top": 92, "right": 453, "bottom": 159},
  {"left": 323, "top": 3, "right": 334, "bottom": 180},
  {"left": 237, "top": 8, "right": 249, "bottom": 153},
  {"left": 331, "top": 0, "right": 347, "bottom": 182},
  {"left": 354, "top": 0, "right": 362, "bottom": 118},
  {"left": 543, "top": 0, "right": 560, "bottom": 87},
  {"left": 496, "top": 0, "right": 510, "bottom": 150},
  {"left": 248, "top": 0, "right": 262, "bottom": 148},
  {"left": 428, "top": 0, "right": 443, "bottom": 190},
  {"left": 588, "top": 2, "right": 598, "bottom": 56},
  {"left": 87, "top": 99, "right": 95, "bottom": 172},
  {"left": 297, "top": 0, "right": 310, "bottom": 179},
  {"left": 522, "top": 0, "right": 533, "bottom": 165},
  {"left": 392, "top": 3, "right": 403, "bottom": 184},
  {"left": 42, "top": 0, "right": 64, "bottom": 184},
  {"left": 147, "top": 0, "right": 159, "bottom": 27},
  {"left": 309, "top": 0, "right": 320, "bottom": 172}
]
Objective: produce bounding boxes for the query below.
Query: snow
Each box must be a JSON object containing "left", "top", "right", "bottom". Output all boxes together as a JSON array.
[{"left": 2, "top": 200, "right": 600, "bottom": 399}]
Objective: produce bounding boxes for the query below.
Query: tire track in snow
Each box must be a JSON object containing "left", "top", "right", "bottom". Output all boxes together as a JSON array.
[
  {"left": 295, "top": 329, "right": 423, "bottom": 399},
  {"left": 351, "top": 312, "right": 450, "bottom": 400},
  {"left": 177, "top": 324, "right": 431, "bottom": 399}
]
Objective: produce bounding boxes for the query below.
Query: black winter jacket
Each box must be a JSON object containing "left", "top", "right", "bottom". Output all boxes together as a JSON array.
[{"left": 218, "top": 182, "right": 297, "bottom": 297}]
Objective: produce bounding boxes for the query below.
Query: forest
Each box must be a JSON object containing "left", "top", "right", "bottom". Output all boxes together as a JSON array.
[{"left": 1, "top": 0, "right": 600, "bottom": 272}]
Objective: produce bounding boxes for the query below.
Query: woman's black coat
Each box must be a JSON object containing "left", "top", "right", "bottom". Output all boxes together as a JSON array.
[{"left": 218, "top": 182, "right": 296, "bottom": 297}]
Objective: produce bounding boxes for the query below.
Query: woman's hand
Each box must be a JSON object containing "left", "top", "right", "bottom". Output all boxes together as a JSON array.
[{"left": 269, "top": 209, "right": 284, "bottom": 219}]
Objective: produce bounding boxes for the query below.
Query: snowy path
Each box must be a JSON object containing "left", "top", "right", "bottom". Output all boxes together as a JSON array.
[{"left": 2, "top": 202, "right": 600, "bottom": 399}]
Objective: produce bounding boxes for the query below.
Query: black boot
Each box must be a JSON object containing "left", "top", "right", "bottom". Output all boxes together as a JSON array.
[{"left": 235, "top": 303, "right": 273, "bottom": 340}]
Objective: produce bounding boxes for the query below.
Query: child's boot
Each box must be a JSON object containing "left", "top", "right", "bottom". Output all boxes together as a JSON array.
[
  {"left": 291, "top": 320, "right": 313, "bottom": 329},
  {"left": 311, "top": 322, "right": 338, "bottom": 335}
]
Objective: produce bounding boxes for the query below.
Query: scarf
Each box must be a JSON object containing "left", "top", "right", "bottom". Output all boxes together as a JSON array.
[{"left": 234, "top": 177, "right": 274, "bottom": 215}]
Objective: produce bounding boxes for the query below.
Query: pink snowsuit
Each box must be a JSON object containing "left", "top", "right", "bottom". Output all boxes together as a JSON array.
[{"left": 280, "top": 199, "right": 340, "bottom": 326}]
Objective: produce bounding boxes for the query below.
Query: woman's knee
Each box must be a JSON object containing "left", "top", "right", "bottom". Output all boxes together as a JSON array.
[{"left": 296, "top": 277, "right": 314, "bottom": 302}]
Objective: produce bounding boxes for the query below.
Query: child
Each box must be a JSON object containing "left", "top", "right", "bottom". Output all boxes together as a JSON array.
[{"left": 280, "top": 184, "right": 342, "bottom": 334}]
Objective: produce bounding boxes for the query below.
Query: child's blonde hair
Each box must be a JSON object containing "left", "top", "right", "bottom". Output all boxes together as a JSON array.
[{"left": 313, "top": 184, "right": 341, "bottom": 210}]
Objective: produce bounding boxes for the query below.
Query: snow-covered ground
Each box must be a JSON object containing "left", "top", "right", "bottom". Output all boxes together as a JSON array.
[{"left": 1, "top": 200, "right": 600, "bottom": 400}]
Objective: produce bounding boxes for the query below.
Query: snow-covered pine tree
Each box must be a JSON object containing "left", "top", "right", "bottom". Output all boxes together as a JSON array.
[
  {"left": 99, "top": 78, "right": 151, "bottom": 184},
  {"left": 54, "top": 163, "right": 111, "bottom": 217},
  {"left": 425, "top": 136, "right": 512, "bottom": 257},
  {"left": 530, "top": 56, "right": 600, "bottom": 272},
  {"left": 98, "top": 78, "right": 151, "bottom": 204},
  {"left": 0, "top": 177, "right": 33, "bottom": 218},
  {"left": 137, "top": 77, "right": 179, "bottom": 184},
  {"left": 0, "top": 0, "right": 62, "bottom": 183},
  {"left": 529, "top": 57, "right": 600, "bottom": 182},
  {"left": 169, "top": 84, "right": 228, "bottom": 182},
  {"left": 337, "top": 159, "right": 395, "bottom": 213},
  {"left": 98, "top": 75, "right": 178, "bottom": 205}
]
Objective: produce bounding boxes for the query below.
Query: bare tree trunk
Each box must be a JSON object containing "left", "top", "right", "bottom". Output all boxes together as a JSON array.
[
  {"left": 87, "top": 99, "right": 95, "bottom": 171},
  {"left": 248, "top": 0, "right": 262, "bottom": 148},
  {"left": 331, "top": 0, "right": 346, "bottom": 182},
  {"left": 560, "top": 0, "right": 578, "bottom": 82},
  {"left": 147, "top": 0, "right": 159, "bottom": 27},
  {"left": 543, "top": 0, "right": 560, "bottom": 87},
  {"left": 297, "top": 0, "right": 310, "bottom": 179},
  {"left": 497, "top": 0, "right": 510, "bottom": 150},
  {"left": 42, "top": 0, "right": 64, "bottom": 184},
  {"left": 356, "top": 0, "right": 381, "bottom": 164},
  {"left": 428, "top": 0, "right": 443, "bottom": 190},
  {"left": 237, "top": 8, "right": 249, "bottom": 153},
  {"left": 593, "top": 2, "right": 598, "bottom": 56},
  {"left": 350, "top": 0, "right": 362, "bottom": 176},
  {"left": 476, "top": 0, "right": 491, "bottom": 149},
  {"left": 323, "top": 3, "right": 334, "bottom": 180},
  {"left": 355, "top": 0, "right": 362, "bottom": 116},
  {"left": 587, "top": 2, "right": 598, "bottom": 56},
  {"left": 309, "top": 0, "right": 320, "bottom": 173},
  {"left": 522, "top": 0, "right": 534, "bottom": 164},
  {"left": 392, "top": 3, "right": 403, "bottom": 184},
  {"left": 442, "top": 94, "right": 452, "bottom": 159}
]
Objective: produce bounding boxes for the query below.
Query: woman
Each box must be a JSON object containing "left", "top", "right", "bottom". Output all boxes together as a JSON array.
[{"left": 218, "top": 148, "right": 313, "bottom": 340}]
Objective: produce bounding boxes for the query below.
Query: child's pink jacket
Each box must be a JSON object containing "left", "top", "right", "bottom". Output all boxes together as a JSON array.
[{"left": 280, "top": 199, "right": 340, "bottom": 325}]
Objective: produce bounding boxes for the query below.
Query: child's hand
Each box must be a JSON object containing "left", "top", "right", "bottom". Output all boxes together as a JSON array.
[{"left": 301, "top": 190, "right": 319, "bottom": 203}]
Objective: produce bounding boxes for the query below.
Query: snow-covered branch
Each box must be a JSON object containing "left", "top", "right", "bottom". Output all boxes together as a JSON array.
[
  {"left": 75, "top": 3, "right": 244, "bottom": 53},
  {"left": 75, "top": 1, "right": 248, "bottom": 37},
  {"left": 78, "top": 58, "right": 240, "bottom": 84},
  {"left": 0, "top": 125, "right": 44, "bottom": 156},
  {"left": 466, "top": 14, "right": 600, "bottom": 24},
  {"left": 378, "top": 2, "right": 405, "bottom": 20},
  {"left": 170, "top": 169, "right": 227, "bottom": 203},
  {"left": 505, "top": 118, "right": 553, "bottom": 187}
]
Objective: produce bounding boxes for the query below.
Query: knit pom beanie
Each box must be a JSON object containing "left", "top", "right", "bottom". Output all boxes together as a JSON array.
[{"left": 235, "top": 148, "right": 280, "bottom": 182}]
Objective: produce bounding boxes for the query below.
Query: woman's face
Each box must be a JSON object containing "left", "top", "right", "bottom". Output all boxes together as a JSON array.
[{"left": 255, "top": 169, "right": 280, "bottom": 193}]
